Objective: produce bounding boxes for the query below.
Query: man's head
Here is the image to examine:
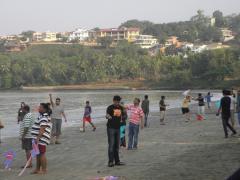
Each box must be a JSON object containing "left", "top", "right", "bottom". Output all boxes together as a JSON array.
[
  {"left": 222, "top": 89, "right": 231, "bottom": 96},
  {"left": 113, "top": 95, "right": 121, "bottom": 105},
  {"left": 161, "top": 96, "right": 165, "bottom": 100},
  {"left": 134, "top": 98, "right": 141, "bottom": 106},
  {"left": 144, "top": 95, "right": 148, "bottom": 99},
  {"left": 207, "top": 92, "right": 210, "bottom": 95},
  {"left": 22, "top": 105, "right": 30, "bottom": 113},
  {"left": 86, "top": 101, "right": 90, "bottom": 105},
  {"left": 39, "top": 103, "right": 49, "bottom": 114},
  {"left": 56, "top": 98, "right": 61, "bottom": 105},
  {"left": 198, "top": 93, "right": 202, "bottom": 97}
]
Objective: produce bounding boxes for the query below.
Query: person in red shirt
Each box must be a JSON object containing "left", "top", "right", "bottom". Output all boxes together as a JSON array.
[{"left": 126, "top": 98, "right": 144, "bottom": 150}]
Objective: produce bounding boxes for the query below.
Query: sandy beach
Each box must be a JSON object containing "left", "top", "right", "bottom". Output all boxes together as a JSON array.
[{"left": 0, "top": 105, "right": 240, "bottom": 180}]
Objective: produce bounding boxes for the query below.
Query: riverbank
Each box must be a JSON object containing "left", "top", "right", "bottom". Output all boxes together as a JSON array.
[{"left": 1, "top": 105, "right": 240, "bottom": 180}]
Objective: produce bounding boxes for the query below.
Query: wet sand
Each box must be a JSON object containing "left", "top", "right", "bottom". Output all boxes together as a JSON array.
[{"left": 1, "top": 105, "right": 240, "bottom": 180}]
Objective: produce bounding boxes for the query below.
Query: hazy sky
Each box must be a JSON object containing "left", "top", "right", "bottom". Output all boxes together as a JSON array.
[{"left": 0, "top": 0, "right": 239, "bottom": 35}]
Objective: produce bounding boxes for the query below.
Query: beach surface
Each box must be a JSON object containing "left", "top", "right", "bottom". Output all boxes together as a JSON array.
[{"left": 0, "top": 105, "right": 240, "bottom": 180}]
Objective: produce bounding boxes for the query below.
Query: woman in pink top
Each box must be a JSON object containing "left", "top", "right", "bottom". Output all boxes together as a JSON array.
[{"left": 126, "top": 98, "right": 144, "bottom": 150}]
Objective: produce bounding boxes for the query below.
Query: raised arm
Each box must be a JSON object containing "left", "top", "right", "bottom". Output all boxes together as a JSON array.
[{"left": 49, "top": 94, "right": 54, "bottom": 107}]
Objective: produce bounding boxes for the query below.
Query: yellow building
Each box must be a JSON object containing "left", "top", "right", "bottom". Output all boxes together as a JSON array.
[
  {"left": 125, "top": 28, "right": 140, "bottom": 42},
  {"left": 42, "top": 31, "right": 57, "bottom": 42}
]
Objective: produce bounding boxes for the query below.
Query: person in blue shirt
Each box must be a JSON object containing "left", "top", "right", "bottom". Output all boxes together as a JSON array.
[{"left": 205, "top": 92, "right": 213, "bottom": 109}]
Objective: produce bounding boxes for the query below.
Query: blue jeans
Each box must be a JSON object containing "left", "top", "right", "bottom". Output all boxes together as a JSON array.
[
  {"left": 128, "top": 122, "right": 140, "bottom": 149},
  {"left": 107, "top": 128, "right": 120, "bottom": 163},
  {"left": 144, "top": 112, "right": 149, "bottom": 127},
  {"left": 238, "top": 112, "right": 240, "bottom": 126}
]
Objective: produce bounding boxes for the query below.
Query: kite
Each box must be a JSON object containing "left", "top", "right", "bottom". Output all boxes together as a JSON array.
[{"left": 3, "top": 149, "right": 16, "bottom": 170}]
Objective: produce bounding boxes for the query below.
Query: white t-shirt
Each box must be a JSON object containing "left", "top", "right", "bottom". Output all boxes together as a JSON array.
[{"left": 230, "top": 96, "right": 235, "bottom": 110}]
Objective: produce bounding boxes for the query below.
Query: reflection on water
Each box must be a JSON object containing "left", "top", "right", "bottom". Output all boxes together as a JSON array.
[{"left": 0, "top": 90, "right": 221, "bottom": 138}]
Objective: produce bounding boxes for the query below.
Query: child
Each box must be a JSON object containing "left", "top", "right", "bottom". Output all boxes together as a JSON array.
[
  {"left": 195, "top": 93, "right": 205, "bottom": 120},
  {"left": 82, "top": 101, "right": 96, "bottom": 132},
  {"left": 205, "top": 92, "right": 213, "bottom": 109},
  {"left": 159, "top": 96, "right": 168, "bottom": 125},
  {"left": 182, "top": 95, "right": 191, "bottom": 122},
  {"left": 120, "top": 102, "right": 128, "bottom": 148}
]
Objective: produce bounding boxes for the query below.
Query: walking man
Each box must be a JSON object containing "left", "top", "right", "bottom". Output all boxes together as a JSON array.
[
  {"left": 49, "top": 94, "right": 67, "bottom": 144},
  {"left": 20, "top": 105, "right": 34, "bottom": 168},
  {"left": 217, "top": 90, "right": 237, "bottom": 138},
  {"left": 82, "top": 101, "right": 96, "bottom": 132},
  {"left": 141, "top": 95, "right": 149, "bottom": 127},
  {"left": 127, "top": 98, "right": 144, "bottom": 150},
  {"left": 195, "top": 93, "right": 205, "bottom": 120},
  {"left": 106, "top": 95, "right": 125, "bottom": 167},
  {"left": 159, "top": 96, "right": 168, "bottom": 125}
]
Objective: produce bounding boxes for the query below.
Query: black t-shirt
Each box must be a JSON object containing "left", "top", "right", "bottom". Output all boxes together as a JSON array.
[
  {"left": 220, "top": 96, "right": 231, "bottom": 117},
  {"left": 197, "top": 96, "right": 205, "bottom": 106},
  {"left": 106, "top": 104, "right": 124, "bottom": 129},
  {"left": 159, "top": 100, "right": 166, "bottom": 111}
]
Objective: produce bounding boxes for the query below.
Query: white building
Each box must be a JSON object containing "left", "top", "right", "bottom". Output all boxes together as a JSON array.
[
  {"left": 192, "top": 45, "right": 207, "bottom": 53},
  {"left": 68, "top": 28, "right": 89, "bottom": 42},
  {"left": 221, "top": 28, "right": 235, "bottom": 42},
  {"left": 134, "top": 35, "right": 158, "bottom": 49},
  {"left": 33, "top": 31, "right": 57, "bottom": 42}
]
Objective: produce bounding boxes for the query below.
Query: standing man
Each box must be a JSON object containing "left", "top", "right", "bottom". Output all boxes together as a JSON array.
[
  {"left": 17, "top": 102, "right": 26, "bottom": 124},
  {"left": 205, "top": 92, "right": 213, "bottom": 109},
  {"left": 127, "top": 98, "right": 144, "bottom": 150},
  {"left": 141, "top": 95, "right": 149, "bottom": 127},
  {"left": 237, "top": 90, "right": 240, "bottom": 127},
  {"left": 182, "top": 95, "right": 191, "bottom": 122},
  {"left": 20, "top": 105, "right": 34, "bottom": 168},
  {"left": 106, "top": 95, "right": 125, "bottom": 167},
  {"left": 49, "top": 94, "right": 67, "bottom": 144},
  {"left": 31, "top": 103, "right": 52, "bottom": 174},
  {"left": 159, "top": 96, "right": 168, "bottom": 125},
  {"left": 195, "top": 93, "right": 205, "bottom": 120},
  {"left": 217, "top": 90, "right": 237, "bottom": 138}
]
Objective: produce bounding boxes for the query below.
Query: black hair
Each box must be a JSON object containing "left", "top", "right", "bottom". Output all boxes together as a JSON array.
[
  {"left": 113, "top": 95, "right": 121, "bottom": 102},
  {"left": 223, "top": 89, "right": 231, "bottom": 95},
  {"left": 40, "top": 103, "right": 49, "bottom": 112},
  {"left": 198, "top": 93, "right": 202, "bottom": 96},
  {"left": 144, "top": 95, "right": 148, "bottom": 99},
  {"left": 161, "top": 96, "right": 165, "bottom": 99},
  {"left": 23, "top": 105, "right": 30, "bottom": 112},
  {"left": 207, "top": 92, "right": 210, "bottom": 95},
  {"left": 86, "top": 101, "right": 90, "bottom": 104},
  {"left": 56, "top": 98, "right": 61, "bottom": 101}
]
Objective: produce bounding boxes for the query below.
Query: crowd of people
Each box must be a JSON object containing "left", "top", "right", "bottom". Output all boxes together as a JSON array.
[{"left": 0, "top": 89, "right": 240, "bottom": 175}]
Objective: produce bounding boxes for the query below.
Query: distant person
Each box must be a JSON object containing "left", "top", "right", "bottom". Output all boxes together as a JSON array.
[
  {"left": 82, "top": 101, "right": 96, "bottom": 132},
  {"left": 31, "top": 103, "right": 52, "bottom": 174},
  {"left": 120, "top": 102, "right": 128, "bottom": 148},
  {"left": 19, "top": 105, "right": 34, "bottom": 168},
  {"left": 17, "top": 102, "right": 26, "bottom": 124},
  {"left": 195, "top": 93, "right": 205, "bottom": 120},
  {"left": 49, "top": 94, "right": 67, "bottom": 144},
  {"left": 141, "top": 95, "right": 149, "bottom": 127},
  {"left": 159, "top": 96, "right": 168, "bottom": 125},
  {"left": 182, "top": 95, "right": 191, "bottom": 122},
  {"left": 106, "top": 95, "right": 125, "bottom": 167},
  {"left": 230, "top": 93, "right": 236, "bottom": 128},
  {"left": 205, "top": 92, "right": 213, "bottom": 109},
  {"left": 237, "top": 90, "right": 240, "bottom": 127},
  {"left": 126, "top": 98, "right": 144, "bottom": 150},
  {"left": 216, "top": 90, "right": 237, "bottom": 138}
]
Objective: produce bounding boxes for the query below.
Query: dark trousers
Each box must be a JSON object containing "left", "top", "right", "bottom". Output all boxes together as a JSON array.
[
  {"left": 107, "top": 128, "right": 120, "bottom": 163},
  {"left": 222, "top": 116, "right": 236, "bottom": 137},
  {"left": 144, "top": 112, "right": 149, "bottom": 127},
  {"left": 227, "top": 168, "right": 240, "bottom": 180},
  {"left": 128, "top": 122, "right": 140, "bottom": 149}
]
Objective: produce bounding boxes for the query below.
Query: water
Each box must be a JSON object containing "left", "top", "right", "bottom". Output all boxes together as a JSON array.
[{"left": 0, "top": 90, "right": 221, "bottom": 138}]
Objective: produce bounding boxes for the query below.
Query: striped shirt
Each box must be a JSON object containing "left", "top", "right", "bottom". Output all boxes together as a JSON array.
[
  {"left": 19, "top": 113, "right": 34, "bottom": 139},
  {"left": 127, "top": 105, "right": 144, "bottom": 125},
  {"left": 31, "top": 113, "right": 52, "bottom": 146}
]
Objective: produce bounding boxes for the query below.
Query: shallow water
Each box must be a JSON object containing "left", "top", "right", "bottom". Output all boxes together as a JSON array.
[{"left": 0, "top": 90, "right": 221, "bottom": 138}]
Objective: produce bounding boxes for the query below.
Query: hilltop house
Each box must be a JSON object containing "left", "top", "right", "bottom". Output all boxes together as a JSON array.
[
  {"left": 68, "top": 28, "right": 89, "bottom": 42},
  {"left": 33, "top": 31, "right": 57, "bottom": 42},
  {"left": 221, "top": 28, "right": 235, "bottom": 42},
  {"left": 134, "top": 35, "right": 158, "bottom": 49}
]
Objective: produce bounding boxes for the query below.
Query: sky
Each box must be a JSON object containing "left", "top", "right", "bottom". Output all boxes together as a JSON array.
[{"left": 0, "top": 0, "right": 240, "bottom": 35}]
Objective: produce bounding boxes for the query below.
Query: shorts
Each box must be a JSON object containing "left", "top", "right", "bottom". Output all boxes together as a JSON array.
[
  {"left": 160, "top": 110, "right": 166, "bottom": 120},
  {"left": 52, "top": 118, "right": 62, "bottom": 136},
  {"left": 83, "top": 117, "right": 92, "bottom": 123},
  {"left": 38, "top": 144, "right": 46, "bottom": 154},
  {"left": 182, "top": 108, "right": 190, "bottom": 114},
  {"left": 22, "top": 138, "right": 32, "bottom": 151}
]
